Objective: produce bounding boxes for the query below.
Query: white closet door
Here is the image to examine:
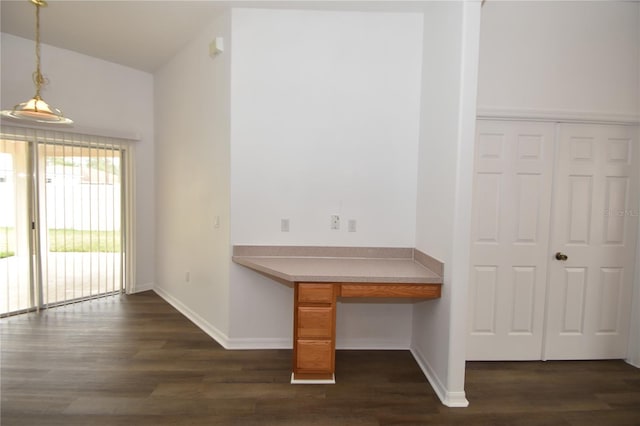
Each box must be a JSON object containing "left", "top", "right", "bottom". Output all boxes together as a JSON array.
[
  {"left": 544, "top": 124, "right": 638, "bottom": 359},
  {"left": 467, "top": 120, "right": 555, "bottom": 360}
]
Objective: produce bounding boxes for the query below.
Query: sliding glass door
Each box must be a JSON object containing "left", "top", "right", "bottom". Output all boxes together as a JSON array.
[
  {"left": 0, "top": 126, "right": 130, "bottom": 316},
  {"left": 0, "top": 139, "right": 33, "bottom": 314},
  {"left": 38, "top": 142, "right": 124, "bottom": 306}
]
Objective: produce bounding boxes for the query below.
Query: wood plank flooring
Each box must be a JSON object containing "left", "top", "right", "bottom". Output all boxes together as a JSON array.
[{"left": 2, "top": 291, "right": 639, "bottom": 425}]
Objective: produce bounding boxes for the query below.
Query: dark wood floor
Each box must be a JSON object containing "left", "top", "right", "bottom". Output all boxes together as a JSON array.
[{"left": 2, "top": 291, "right": 639, "bottom": 425}]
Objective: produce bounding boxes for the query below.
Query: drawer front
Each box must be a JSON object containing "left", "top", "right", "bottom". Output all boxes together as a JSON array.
[
  {"left": 297, "top": 283, "right": 335, "bottom": 304},
  {"left": 296, "top": 340, "right": 333, "bottom": 372},
  {"left": 297, "top": 306, "right": 333, "bottom": 338},
  {"left": 340, "top": 283, "right": 441, "bottom": 299}
]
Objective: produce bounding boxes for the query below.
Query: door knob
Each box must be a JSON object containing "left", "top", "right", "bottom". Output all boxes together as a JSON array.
[{"left": 555, "top": 252, "right": 568, "bottom": 261}]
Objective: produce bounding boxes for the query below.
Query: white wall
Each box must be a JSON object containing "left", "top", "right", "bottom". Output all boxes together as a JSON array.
[
  {"left": 228, "top": 8, "right": 423, "bottom": 346},
  {"left": 477, "top": 1, "right": 640, "bottom": 367},
  {"left": 230, "top": 8, "right": 423, "bottom": 247},
  {"left": 413, "top": 1, "right": 481, "bottom": 407},
  {"left": 0, "top": 33, "right": 155, "bottom": 291},
  {"left": 154, "top": 12, "right": 232, "bottom": 339},
  {"left": 477, "top": 1, "right": 640, "bottom": 120}
]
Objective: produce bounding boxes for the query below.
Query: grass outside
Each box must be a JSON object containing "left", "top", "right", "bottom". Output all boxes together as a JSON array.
[
  {"left": 48, "top": 229, "right": 121, "bottom": 252},
  {"left": 0, "top": 227, "right": 15, "bottom": 259},
  {"left": 0, "top": 227, "right": 120, "bottom": 256}
]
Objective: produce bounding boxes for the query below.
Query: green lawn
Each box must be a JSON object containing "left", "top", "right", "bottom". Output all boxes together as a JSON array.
[
  {"left": 0, "top": 227, "right": 120, "bottom": 256},
  {"left": 48, "top": 229, "right": 121, "bottom": 252},
  {"left": 0, "top": 227, "right": 15, "bottom": 259}
]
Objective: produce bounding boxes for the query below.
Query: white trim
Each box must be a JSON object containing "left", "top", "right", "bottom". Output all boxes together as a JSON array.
[
  {"left": 411, "top": 345, "right": 469, "bottom": 408},
  {"left": 124, "top": 144, "right": 136, "bottom": 296},
  {"left": 153, "top": 287, "right": 231, "bottom": 349},
  {"left": 476, "top": 107, "right": 640, "bottom": 126},
  {"left": 131, "top": 282, "right": 154, "bottom": 293},
  {"left": 225, "top": 337, "right": 291, "bottom": 350},
  {"left": 443, "top": 0, "right": 480, "bottom": 409},
  {"left": 336, "top": 339, "right": 410, "bottom": 350},
  {"left": 626, "top": 359, "right": 640, "bottom": 369},
  {"left": 290, "top": 373, "right": 335, "bottom": 385},
  {"left": 151, "top": 287, "right": 414, "bottom": 351},
  {"left": 152, "top": 288, "right": 458, "bottom": 403},
  {"left": 626, "top": 127, "right": 640, "bottom": 369},
  {"left": 0, "top": 117, "right": 141, "bottom": 141},
  {"left": 224, "top": 339, "right": 412, "bottom": 351}
]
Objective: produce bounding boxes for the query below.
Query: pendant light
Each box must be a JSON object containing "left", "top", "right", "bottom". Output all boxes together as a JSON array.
[{"left": 1, "top": 0, "right": 73, "bottom": 125}]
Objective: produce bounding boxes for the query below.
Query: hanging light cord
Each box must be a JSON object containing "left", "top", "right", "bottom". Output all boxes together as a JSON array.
[
  {"left": 0, "top": 0, "right": 72, "bottom": 124},
  {"left": 32, "top": 1, "right": 48, "bottom": 100}
]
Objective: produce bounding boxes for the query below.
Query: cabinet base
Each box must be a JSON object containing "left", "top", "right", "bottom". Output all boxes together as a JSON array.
[{"left": 290, "top": 373, "right": 335, "bottom": 384}]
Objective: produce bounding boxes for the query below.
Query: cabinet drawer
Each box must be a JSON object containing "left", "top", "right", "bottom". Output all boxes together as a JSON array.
[
  {"left": 296, "top": 340, "right": 332, "bottom": 372},
  {"left": 297, "top": 283, "right": 335, "bottom": 304},
  {"left": 297, "top": 306, "right": 333, "bottom": 338}
]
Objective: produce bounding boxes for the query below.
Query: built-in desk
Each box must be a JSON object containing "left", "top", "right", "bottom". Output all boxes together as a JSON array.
[{"left": 232, "top": 246, "right": 443, "bottom": 384}]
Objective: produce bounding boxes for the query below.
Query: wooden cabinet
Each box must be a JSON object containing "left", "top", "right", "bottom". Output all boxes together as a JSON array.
[
  {"left": 297, "top": 283, "right": 335, "bottom": 304},
  {"left": 293, "top": 283, "right": 336, "bottom": 381},
  {"left": 233, "top": 248, "right": 444, "bottom": 384},
  {"left": 291, "top": 281, "right": 442, "bottom": 383},
  {"left": 297, "top": 307, "right": 333, "bottom": 338},
  {"left": 296, "top": 340, "right": 333, "bottom": 371},
  {"left": 340, "top": 283, "right": 441, "bottom": 298}
]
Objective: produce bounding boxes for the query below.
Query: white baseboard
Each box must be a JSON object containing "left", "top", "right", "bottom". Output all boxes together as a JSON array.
[
  {"left": 153, "top": 287, "right": 291, "bottom": 350},
  {"left": 131, "top": 282, "right": 154, "bottom": 293},
  {"left": 625, "top": 358, "right": 640, "bottom": 369},
  {"left": 226, "top": 338, "right": 411, "bottom": 351},
  {"left": 410, "top": 345, "right": 469, "bottom": 408},
  {"left": 153, "top": 287, "right": 232, "bottom": 349},
  {"left": 152, "top": 287, "right": 467, "bottom": 408},
  {"left": 336, "top": 338, "right": 410, "bottom": 350},
  {"left": 150, "top": 289, "right": 414, "bottom": 351},
  {"left": 226, "top": 337, "right": 291, "bottom": 350}
]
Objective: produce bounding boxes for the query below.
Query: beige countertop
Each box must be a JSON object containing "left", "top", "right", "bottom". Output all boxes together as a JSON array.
[{"left": 232, "top": 246, "right": 443, "bottom": 284}]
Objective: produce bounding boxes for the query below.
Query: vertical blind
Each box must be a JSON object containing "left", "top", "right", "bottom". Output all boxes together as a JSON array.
[{"left": 0, "top": 124, "right": 134, "bottom": 316}]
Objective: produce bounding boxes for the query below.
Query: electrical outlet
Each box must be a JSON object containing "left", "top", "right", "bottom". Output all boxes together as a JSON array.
[
  {"left": 348, "top": 219, "right": 357, "bottom": 232},
  {"left": 330, "top": 215, "right": 340, "bottom": 230},
  {"left": 281, "top": 218, "right": 290, "bottom": 232}
]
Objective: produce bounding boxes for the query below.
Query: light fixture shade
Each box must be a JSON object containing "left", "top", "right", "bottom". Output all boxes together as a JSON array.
[
  {"left": 0, "top": 0, "right": 73, "bottom": 125},
  {"left": 1, "top": 95, "right": 73, "bottom": 124}
]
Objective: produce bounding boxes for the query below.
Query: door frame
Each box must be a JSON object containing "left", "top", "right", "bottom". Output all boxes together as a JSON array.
[
  {"left": 0, "top": 125, "right": 135, "bottom": 317},
  {"left": 626, "top": 126, "right": 640, "bottom": 367}
]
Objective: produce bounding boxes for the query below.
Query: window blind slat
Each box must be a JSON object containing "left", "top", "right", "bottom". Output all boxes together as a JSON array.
[{"left": 0, "top": 124, "right": 132, "bottom": 316}]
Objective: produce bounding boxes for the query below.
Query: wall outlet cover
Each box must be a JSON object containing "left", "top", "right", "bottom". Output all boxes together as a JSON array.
[{"left": 330, "top": 215, "right": 340, "bottom": 230}]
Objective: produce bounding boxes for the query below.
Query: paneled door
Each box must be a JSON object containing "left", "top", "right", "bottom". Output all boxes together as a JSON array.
[
  {"left": 468, "top": 120, "right": 638, "bottom": 361},
  {"left": 544, "top": 124, "right": 638, "bottom": 359},
  {"left": 467, "top": 120, "right": 555, "bottom": 360}
]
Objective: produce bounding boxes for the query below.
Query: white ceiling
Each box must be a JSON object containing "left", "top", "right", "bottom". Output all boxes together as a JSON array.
[
  {"left": 1, "top": 1, "right": 227, "bottom": 72},
  {"left": 0, "top": 0, "right": 431, "bottom": 73}
]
